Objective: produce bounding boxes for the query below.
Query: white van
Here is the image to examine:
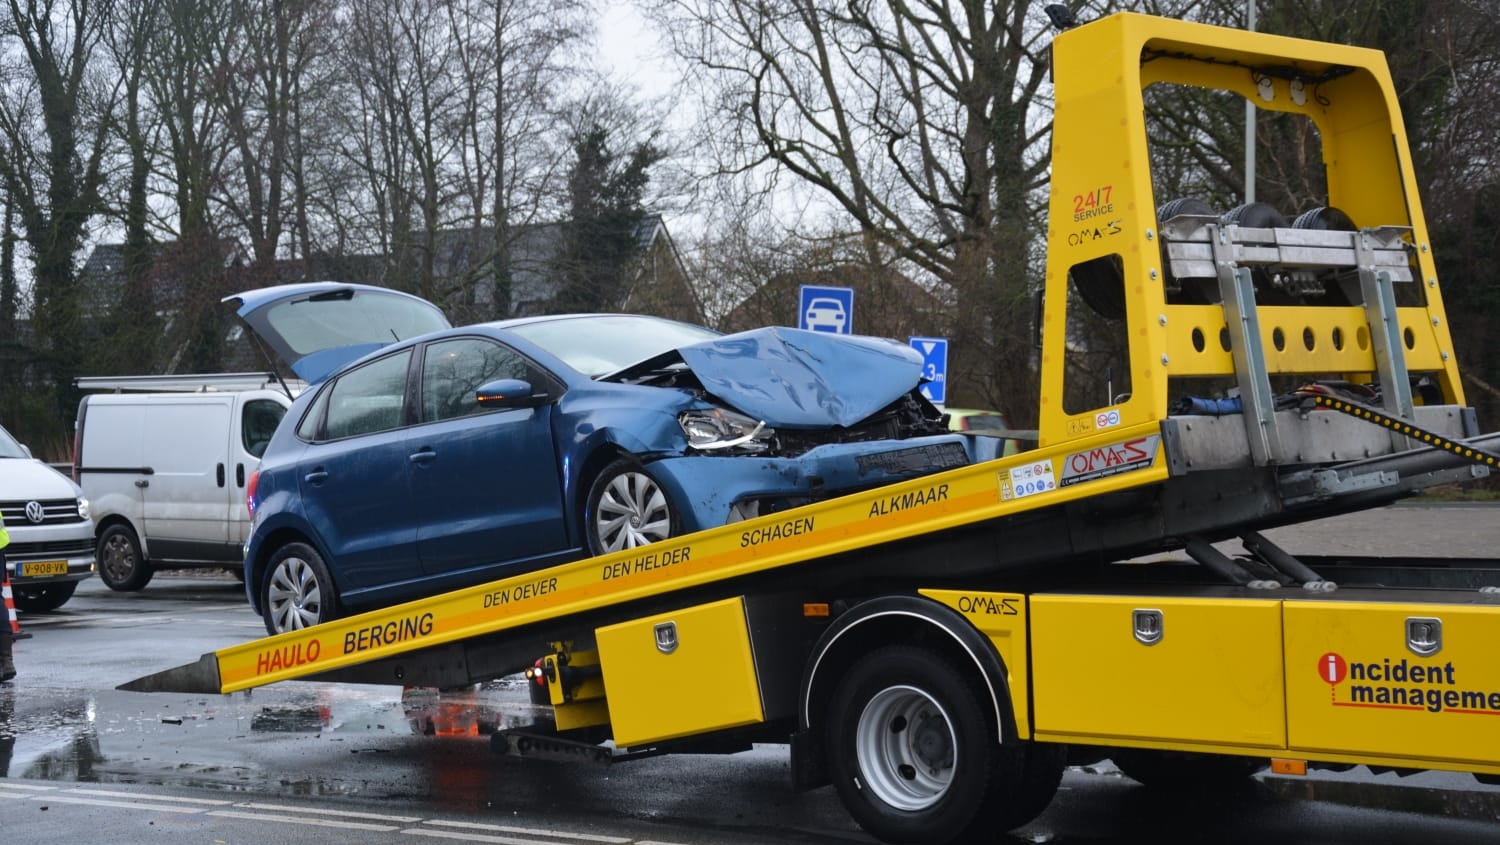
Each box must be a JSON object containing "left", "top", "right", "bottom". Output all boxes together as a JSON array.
[
  {"left": 0, "top": 423, "right": 95, "bottom": 611},
  {"left": 73, "top": 374, "right": 298, "bottom": 591}
]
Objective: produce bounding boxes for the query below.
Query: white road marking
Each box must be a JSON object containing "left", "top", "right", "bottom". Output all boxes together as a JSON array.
[
  {"left": 403, "top": 829, "right": 595, "bottom": 845},
  {"left": 8, "top": 783, "right": 687, "bottom": 844},
  {"left": 422, "top": 819, "right": 631, "bottom": 842},
  {"left": 231, "top": 800, "right": 424, "bottom": 822},
  {"left": 208, "top": 809, "right": 400, "bottom": 831},
  {"left": 25, "top": 794, "right": 213, "bottom": 813},
  {"left": 70, "top": 787, "right": 233, "bottom": 805}
]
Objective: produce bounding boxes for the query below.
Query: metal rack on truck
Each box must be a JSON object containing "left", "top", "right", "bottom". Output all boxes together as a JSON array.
[{"left": 125, "top": 12, "right": 1500, "bottom": 845}]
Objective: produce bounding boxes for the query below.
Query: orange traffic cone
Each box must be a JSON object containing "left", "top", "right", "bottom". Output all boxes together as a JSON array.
[
  {"left": 0, "top": 570, "right": 25, "bottom": 640},
  {"left": 0, "top": 570, "right": 15, "bottom": 681},
  {"left": 1, "top": 573, "right": 17, "bottom": 636}
]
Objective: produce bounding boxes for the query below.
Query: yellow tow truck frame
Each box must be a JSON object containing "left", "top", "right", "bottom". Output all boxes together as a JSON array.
[{"left": 127, "top": 12, "right": 1500, "bottom": 845}]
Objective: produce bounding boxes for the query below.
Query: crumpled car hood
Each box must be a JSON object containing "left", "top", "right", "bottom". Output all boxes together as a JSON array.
[{"left": 668, "top": 326, "right": 925, "bottom": 428}]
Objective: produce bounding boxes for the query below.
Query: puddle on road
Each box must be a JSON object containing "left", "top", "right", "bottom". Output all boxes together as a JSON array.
[{"left": 0, "top": 677, "right": 558, "bottom": 806}]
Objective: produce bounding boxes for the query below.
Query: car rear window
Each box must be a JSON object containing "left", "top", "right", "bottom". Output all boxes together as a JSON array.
[{"left": 265, "top": 290, "right": 449, "bottom": 356}]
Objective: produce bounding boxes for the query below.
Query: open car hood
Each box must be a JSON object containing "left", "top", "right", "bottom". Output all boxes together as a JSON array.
[
  {"left": 224, "top": 283, "right": 451, "bottom": 384},
  {"left": 610, "top": 326, "right": 925, "bottom": 428}
]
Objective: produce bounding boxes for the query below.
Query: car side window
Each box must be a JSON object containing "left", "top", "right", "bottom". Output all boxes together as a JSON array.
[
  {"left": 420, "top": 337, "right": 533, "bottom": 423},
  {"left": 323, "top": 350, "right": 413, "bottom": 439},
  {"left": 241, "top": 399, "right": 287, "bottom": 458},
  {"left": 296, "top": 387, "right": 329, "bottom": 441}
]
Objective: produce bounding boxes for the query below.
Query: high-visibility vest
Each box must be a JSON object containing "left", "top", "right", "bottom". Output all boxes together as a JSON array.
[{"left": 0, "top": 515, "right": 8, "bottom": 550}]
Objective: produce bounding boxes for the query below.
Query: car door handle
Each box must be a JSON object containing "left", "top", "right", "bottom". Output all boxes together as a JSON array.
[
  {"left": 217, "top": 462, "right": 226, "bottom": 488},
  {"left": 409, "top": 448, "right": 437, "bottom": 465},
  {"left": 236, "top": 463, "right": 245, "bottom": 487},
  {"left": 304, "top": 469, "right": 329, "bottom": 484}
]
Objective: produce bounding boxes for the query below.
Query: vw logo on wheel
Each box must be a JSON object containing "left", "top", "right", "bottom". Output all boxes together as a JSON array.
[{"left": 24, "top": 500, "right": 45, "bottom": 524}]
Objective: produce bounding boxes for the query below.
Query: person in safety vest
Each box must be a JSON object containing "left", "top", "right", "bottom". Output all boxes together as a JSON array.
[{"left": 0, "top": 514, "right": 14, "bottom": 681}]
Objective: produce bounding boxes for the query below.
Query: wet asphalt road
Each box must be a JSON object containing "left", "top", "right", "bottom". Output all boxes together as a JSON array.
[{"left": 2, "top": 503, "right": 1499, "bottom": 844}]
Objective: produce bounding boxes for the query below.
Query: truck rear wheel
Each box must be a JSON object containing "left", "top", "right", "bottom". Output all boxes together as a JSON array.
[{"left": 825, "top": 644, "right": 1036, "bottom": 844}]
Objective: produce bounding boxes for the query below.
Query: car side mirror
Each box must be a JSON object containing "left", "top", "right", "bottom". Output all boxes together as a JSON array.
[{"left": 475, "top": 378, "right": 548, "bottom": 410}]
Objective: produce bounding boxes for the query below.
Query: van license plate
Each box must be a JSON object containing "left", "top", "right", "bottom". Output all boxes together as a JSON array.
[{"left": 21, "top": 561, "right": 68, "bottom": 577}]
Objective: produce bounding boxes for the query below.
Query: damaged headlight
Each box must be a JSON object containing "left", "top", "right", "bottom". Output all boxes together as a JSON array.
[{"left": 679, "top": 407, "right": 775, "bottom": 453}]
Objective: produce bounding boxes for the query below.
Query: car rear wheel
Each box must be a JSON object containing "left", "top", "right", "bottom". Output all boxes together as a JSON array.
[
  {"left": 261, "top": 542, "right": 340, "bottom": 635},
  {"left": 13, "top": 580, "right": 79, "bottom": 613},
  {"left": 584, "top": 458, "right": 678, "bottom": 555},
  {"left": 97, "top": 523, "right": 155, "bottom": 591}
]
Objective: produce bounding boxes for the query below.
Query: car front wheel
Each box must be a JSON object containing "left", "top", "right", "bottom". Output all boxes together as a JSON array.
[
  {"left": 13, "top": 581, "right": 79, "bottom": 613},
  {"left": 261, "top": 542, "right": 340, "bottom": 635},
  {"left": 584, "top": 457, "right": 678, "bottom": 555}
]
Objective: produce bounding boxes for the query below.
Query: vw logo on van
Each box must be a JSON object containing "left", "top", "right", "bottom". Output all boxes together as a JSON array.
[{"left": 24, "top": 501, "right": 44, "bottom": 524}]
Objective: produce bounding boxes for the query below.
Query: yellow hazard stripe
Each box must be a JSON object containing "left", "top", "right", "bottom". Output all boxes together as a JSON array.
[
  {"left": 214, "top": 423, "right": 1172, "bottom": 692},
  {"left": 1309, "top": 395, "right": 1500, "bottom": 469}
]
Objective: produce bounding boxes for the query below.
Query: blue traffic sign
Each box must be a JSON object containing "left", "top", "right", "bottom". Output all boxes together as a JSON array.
[
  {"left": 799, "top": 285, "right": 854, "bottom": 334},
  {"left": 909, "top": 336, "right": 948, "bottom": 405}
]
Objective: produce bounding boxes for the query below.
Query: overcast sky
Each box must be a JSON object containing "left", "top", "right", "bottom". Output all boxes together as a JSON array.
[{"left": 597, "top": 1, "right": 676, "bottom": 99}]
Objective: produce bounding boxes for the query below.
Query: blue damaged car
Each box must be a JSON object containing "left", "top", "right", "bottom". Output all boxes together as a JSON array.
[{"left": 228, "top": 282, "right": 988, "bottom": 635}]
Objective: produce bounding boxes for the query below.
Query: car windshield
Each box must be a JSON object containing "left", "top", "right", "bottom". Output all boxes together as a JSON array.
[
  {"left": 0, "top": 426, "right": 27, "bottom": 458},
  {"left": 508, "top": 315, "right": 721, "bottom": 377}
]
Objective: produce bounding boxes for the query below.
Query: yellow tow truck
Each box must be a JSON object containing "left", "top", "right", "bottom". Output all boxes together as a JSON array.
[{"left": 126, "top": 12, "right": 1500, "bottom": 844}]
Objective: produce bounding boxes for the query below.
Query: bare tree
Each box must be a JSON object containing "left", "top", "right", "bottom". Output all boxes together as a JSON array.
[
  {"left": 93, "top": 0, "right": 163, "bottom": 373},
  {"left": 131, "top": 0, "right": 247, "bottom": 371},
  {"left": 0, "top": 0, "right": 117, "bottom": 419},
  {"left": 331, "top": 0, "right": 484, "bottom": 302},
  {"left": 645, "top": 0, "right": 1054, "bottom": 414},
  {"left": 211, "top": 0, "right": 334, "bottom": 279},
  {"left": 443, "top": 0, "right": 590, "bottom": 322}
]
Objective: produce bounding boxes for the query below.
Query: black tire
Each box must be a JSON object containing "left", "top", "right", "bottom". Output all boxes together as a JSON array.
[
  {"left": 1221, "top": 201, "right": 1288, "bottom": 230},
  {"left": 995, "top": 741, "right": 1068, "bottom": 830},
  {"left": 824, "top": 645, "right": 1027, "bottom": 845},
  {"left": 1157, "top": 197, "right": 1217, "bottom": 226},
  {"left": 96, "top": 523, "right": 154, "bottom": 592},
  {"left": 1156, "top": 198, "right": 1219, "bottom": 303},
  {"left": 13, "top": 580, "right": 79, "bottom": 613},
  {"left": 584, "top": 457, "right": 679, "bottom": 556},
  {"left": 260, "top": 542, "right": 340, "bottom": 636},
  {"left": 1222, "top": 202, "right": 1297, "bottom": 304},
  {"left": 1111, "top": 749, "right": 1265, "bottom": 790},
  {"left": 1291, "top": 205, "right": 1357, "bottom": 232}
]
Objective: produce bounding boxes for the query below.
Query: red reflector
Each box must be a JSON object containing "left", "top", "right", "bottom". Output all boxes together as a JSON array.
[
  {"left": 1270, "top": 758, "right": 1308, "bottom": 776},
  {"left": 803, "top": 603, "right": 831, "bottom": 618}
]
